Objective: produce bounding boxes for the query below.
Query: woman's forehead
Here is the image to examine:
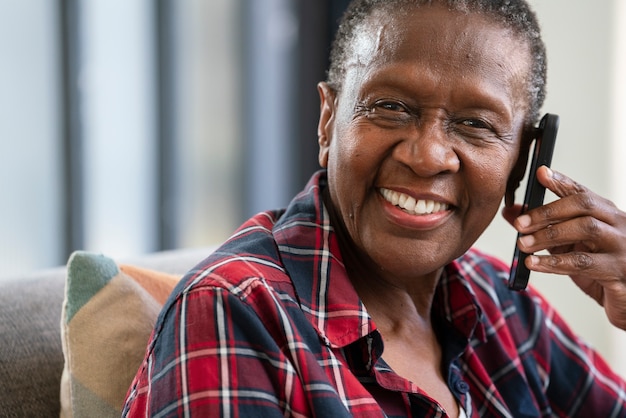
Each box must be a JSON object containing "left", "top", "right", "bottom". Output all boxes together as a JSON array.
[
  {"left": 345, "top": 6, "right": 531, "bottom": 92},
  {"left": 355, "top": 6, "right": 525, "bottom": 57}
]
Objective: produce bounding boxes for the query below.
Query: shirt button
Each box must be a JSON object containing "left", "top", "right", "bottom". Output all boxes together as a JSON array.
[{"left": 455, "top": 380, "right": 470, "bottom": 394}]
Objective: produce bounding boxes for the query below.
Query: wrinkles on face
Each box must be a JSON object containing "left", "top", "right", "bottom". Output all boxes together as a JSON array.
[{"left": 319, "top": 4, "right": 533, "bottom": 287}]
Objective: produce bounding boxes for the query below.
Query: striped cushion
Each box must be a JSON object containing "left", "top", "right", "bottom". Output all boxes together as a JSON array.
[{"left": 60, "top": 251, "right": 179, "bottom": 417}]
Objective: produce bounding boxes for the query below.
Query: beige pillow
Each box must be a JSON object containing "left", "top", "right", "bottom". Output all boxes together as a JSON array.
[{"left": 60, "top": 251, "right": 179, "bottom": 418}]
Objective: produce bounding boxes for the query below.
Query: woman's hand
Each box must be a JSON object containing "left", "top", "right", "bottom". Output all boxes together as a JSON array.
[{"left": 502, "top": 166, "right": 626, "bottom": 330}]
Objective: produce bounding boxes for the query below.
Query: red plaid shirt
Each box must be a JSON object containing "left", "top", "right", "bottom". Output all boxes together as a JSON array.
[{"left": 124, "top": 171, "right": 626, "bottom": 417}]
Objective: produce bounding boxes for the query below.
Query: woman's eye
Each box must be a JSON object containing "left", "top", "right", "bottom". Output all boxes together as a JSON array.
[
  {"left": 460, "top": 119, "right": 490, "bottom": 130},
  {"left": 376, "top": 101, "right": 407, "bottom": 112},
  {"left": 453, "top": 117, "right": 505, "bottom": 143}
]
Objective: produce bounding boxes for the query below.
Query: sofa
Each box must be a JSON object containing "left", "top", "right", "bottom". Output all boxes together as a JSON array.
[{"left": 0, "top": 246, "right": 215, "bottom": 417}]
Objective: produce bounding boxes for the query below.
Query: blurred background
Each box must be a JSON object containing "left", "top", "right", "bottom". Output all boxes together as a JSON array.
[{"left": 1, "top": 0, "right": 624, "bottom": 375}]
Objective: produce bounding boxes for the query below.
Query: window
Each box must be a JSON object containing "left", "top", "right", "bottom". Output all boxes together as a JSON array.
[
  {"left": 0, "top": 0, "right": 344, "bottom": 279},
  {"left": 0, "top": 1, "right": 63, "bottom": 279}
]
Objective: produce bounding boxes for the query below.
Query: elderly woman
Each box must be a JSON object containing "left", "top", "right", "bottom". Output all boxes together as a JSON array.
[{"left": 123, "top": 0, "right": 626, "bottom": 417}]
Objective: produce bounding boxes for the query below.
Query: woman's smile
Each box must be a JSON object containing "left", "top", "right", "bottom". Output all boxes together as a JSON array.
[
  {"left": 379, "top": 188, "right": 450, "bottom": 215},
  {"left": 378, "top": 187, "right": 454, "bottom": 230}
]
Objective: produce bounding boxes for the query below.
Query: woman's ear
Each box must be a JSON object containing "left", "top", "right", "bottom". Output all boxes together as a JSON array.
[
  {"left": 317, "top": 82, "right": 336, "bottom": 168},
  {"left": 505, "top": 126, "right": 536, "bottom": 207}
]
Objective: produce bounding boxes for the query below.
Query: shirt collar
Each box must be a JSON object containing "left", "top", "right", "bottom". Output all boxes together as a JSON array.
[
  {"left": 436, "top": 262, "right": 487, "bottom": 343},
  {"left": 273, "top": 171, "right": 375, "bottom": 348}
]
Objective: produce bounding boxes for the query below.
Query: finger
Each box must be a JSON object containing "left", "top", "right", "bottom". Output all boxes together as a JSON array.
[
  {"left": 516, "top": 176, "right": 622, "bottom": 233},
  {"left": 516, "top": 216, "right": 607, "bottom": 254},
  {"left": 523, "top": 192, "right": 623, "bottom": 233},
  {"left": 526, "top": 252, "right": 626, "bottom": 310},
  {"left": 537, "top": 166, "right": 588, "bottom": 199},
  {"left": 525, "top": 251, "right": 611, "bottom": 278}
]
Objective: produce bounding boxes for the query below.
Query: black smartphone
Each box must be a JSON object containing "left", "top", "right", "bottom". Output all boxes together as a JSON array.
[{"left": 508, "top": 113, "right": 560, "bottom": 291}]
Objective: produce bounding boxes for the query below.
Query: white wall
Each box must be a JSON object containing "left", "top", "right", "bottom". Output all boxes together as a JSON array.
[
  {"left": 609, "top": 0, "right": 626, "bottom": 376},
  {"left": 475, "top": 0, "right": 624, "bottom": 377}
]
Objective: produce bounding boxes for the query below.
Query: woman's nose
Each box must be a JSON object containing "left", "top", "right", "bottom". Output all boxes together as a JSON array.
[{"left": 393, "top": 121, "right": 461, "bottom": 177}]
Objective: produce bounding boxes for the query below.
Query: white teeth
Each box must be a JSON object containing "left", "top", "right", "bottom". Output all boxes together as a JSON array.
[
  {"left": 380, "top": 188, "right": 449, "bottom": 215},
  {"left": 405, "top": 195, "right": 416, "bottom": 212},
  {"left": 398, "top": 193, "right": 408, "bottom": 207},
  {"left": 416, "top": 199, "right": 426, "bottom": 213}
]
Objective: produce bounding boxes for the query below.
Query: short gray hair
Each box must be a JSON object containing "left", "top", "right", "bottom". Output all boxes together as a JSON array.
[{"left": 327, "top": 0, "right": 547, "bottom": 124}]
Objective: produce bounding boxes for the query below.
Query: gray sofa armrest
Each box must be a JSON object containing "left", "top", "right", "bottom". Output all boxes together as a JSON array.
[
  {"left": 0, "top": 246, "right": 215, "bottom": 417},
  {"left": 0, "top": 268, "right": 66, "bottom": 417}
]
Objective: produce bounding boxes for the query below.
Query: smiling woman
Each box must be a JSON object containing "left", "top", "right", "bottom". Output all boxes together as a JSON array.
[
  {"left": 316, "top": 7, "right": 535, "bottom": 415},
  {"left": 122, "top": 1, "right": 626, "bottom": 417}
]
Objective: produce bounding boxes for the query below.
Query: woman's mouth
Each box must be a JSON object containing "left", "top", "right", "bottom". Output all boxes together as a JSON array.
[{"left": 379, "top": 188, "right": 450, "bottom": 216}]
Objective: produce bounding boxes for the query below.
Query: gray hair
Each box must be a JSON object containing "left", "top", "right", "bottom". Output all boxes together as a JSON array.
[{"left": 327, "top": 0, "right": 547, "bottom": 124}]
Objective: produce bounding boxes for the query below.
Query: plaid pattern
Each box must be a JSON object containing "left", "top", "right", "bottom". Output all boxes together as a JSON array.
[{"left": 123, "top": 171, "right": 626, "bottom": 417}]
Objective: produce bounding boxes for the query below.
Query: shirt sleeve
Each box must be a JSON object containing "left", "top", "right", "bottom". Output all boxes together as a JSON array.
[
  {"left": 526, "top": 287, "right": 626, "bottom": 417},
  {"left": 122, "top": 281, "right": 310, "bottom": 417}
]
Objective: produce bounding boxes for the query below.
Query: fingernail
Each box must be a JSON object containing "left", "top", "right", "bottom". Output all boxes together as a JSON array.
[
  {"left": 545, "top": 166, "right": 554, "bottom": 178},
  {"left": 517, "top": 214, "right": 531, "bottom": 228},
  {"left": 519, "top": 234, "right": 534, "bottom": 248}
]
